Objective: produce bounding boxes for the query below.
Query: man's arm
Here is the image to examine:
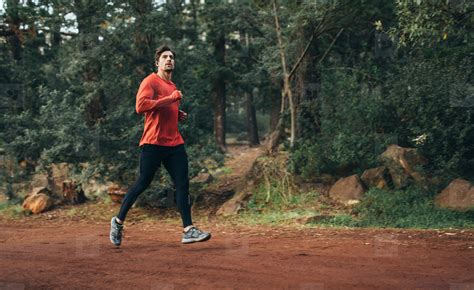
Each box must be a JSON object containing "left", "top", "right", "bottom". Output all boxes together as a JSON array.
[{"left": 135, "top": 79, "right": 182, "bottom": 114}]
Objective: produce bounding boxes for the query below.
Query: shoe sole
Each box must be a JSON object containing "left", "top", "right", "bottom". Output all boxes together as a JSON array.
[
  {"left": 182, "top": 233, "right": 212, "bottom": 244},
  {"left": 110, "top": 217, "right": 121, "bottom": 246}
]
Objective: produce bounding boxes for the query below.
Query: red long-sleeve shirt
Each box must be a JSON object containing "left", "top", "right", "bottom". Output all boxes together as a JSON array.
[{"left": 136, "top": 73, "right": 184, "bottom": 147}]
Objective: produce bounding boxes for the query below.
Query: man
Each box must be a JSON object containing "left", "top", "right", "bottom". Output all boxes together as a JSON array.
[{"left": 109, "top": 45, "right": 211, "bottom": 246}]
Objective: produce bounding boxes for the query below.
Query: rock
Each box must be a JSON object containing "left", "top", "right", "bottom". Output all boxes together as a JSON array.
[
  {"left": 22, "top": 187, "right": 54, "bottom": 214},
  {"left": 361, "top": 166, "right": 391, "bottom": 189},
  {"left": 329, "top": 174, "right": 366, "bottom": 204},
  {"left": 216, "top": 189, "right": 252, "bottom": 217},
  {"left": 191, "top": 172, "right": 213, "bottom": 184},
  {"left": 62, "top": 180, "right": 87, "bottom": 204},
  {"left": 379, "top": 144, "right": 427, "bottom": 188},
  {"left": 435, "top": 179, "right": 474, "bottom": 211},
  {"left": 216, "top": 171, "right": 258, "bottom": 217},
  {"left": 108, "top": 184, "right": 127, "bottom": 203}
]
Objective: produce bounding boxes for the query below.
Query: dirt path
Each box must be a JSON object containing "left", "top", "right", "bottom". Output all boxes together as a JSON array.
[
  {"left": 193, "top": 144, "right": 263, "bottom": 209},
  {"left": 0, "top": 219, "right": 473, "bottom": 289},
  {"left": 1, "top": 144, "right": 473, "bottom": 289}
]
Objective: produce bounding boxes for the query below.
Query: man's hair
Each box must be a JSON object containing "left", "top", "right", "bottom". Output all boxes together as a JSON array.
[{"left": 154, "top": 45, "right": 176, "bottom": 65}]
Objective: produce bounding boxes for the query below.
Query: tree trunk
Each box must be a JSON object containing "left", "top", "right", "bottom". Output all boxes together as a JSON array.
[
  {"left": 246, "top": 90, "right": 260, "bottom": 146},
  {"left": 131, "top": 0, "right": 154, "bottom": 76},
  {"left": 5, "top": 0, "right": 22, "bottom": 61},
  {"left": 74, "top": 0, "right": 107, "bottom": 126},
  {"left": 240, "top": 31, "right": 259, "bottom": 146},
  {"left": 212, "top": 34, "right": 227, "bottom": 152},
  {"left": 267, "top": 0, "right": 295, "bottom": 152},
  {"left": 269, "top": 89, "right": 281, "bottom": 132}
]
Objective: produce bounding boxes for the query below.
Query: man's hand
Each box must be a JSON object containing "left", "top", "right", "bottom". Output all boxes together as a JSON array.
[
  {"left": 172, "top": 90, "right": 182, "bottom": 102},
  {"left": 178, "top": 110, "right": 188, "bottom": 122}
]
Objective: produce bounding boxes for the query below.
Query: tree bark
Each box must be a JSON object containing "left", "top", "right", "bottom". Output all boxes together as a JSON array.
[
  {"left": 241, "top": 31, "right": 260, "bottom": 146},
  {"left": 212, "top": 34, "right": 227, "bottom": 152},
  {"left": 74, "top": 0, "right": 106, "bottom": 126},
  {"left": 246, "top": 90, "right": 260, "bottom": 146},
  {"left": 267, "top": 0, "right": 295, "bottom": 152},
  {"left": 5, "top": 0, "right": 23, "bottom": 61}
]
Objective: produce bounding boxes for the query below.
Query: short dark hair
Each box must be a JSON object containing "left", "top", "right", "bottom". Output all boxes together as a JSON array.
[{"left": 154, "top": 45, "right": 176, "bottom": 65}]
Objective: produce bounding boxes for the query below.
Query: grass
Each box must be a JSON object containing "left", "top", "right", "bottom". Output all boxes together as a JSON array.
[
  {"left": 0, "top": 200, "right": 28, "bottom": 219},
  {"left": 345, "top": 186, "right": 474, "bottom": 229},
  {"left": 235, "top": 182, "right": 474, "bottom": 229}
]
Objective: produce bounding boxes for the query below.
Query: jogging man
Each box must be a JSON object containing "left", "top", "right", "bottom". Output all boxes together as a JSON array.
[{"left": 110, "top": 45, "right": 211, "bottom": 246}]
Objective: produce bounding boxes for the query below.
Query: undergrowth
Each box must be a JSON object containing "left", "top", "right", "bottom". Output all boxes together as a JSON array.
[{"left": 238, "top": 181, "right": 474, "bottom": 229}]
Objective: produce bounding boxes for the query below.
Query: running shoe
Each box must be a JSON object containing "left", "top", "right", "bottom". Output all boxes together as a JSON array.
[
  {"left": 110, "top": 216, "right": 124, "bottom": 246},
  {"left": 181, "top": 226, "right": 211, "bottom": 244}
]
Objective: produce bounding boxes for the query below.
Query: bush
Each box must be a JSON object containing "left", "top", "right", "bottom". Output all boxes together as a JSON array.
[
  {"left": 385, "top": 54, "right": 473, "bottom": 181},
  {"left": 290, "top": 52, "right": 473, "bottom": 182},
  {"left": 351, "top": 186, "right": 474, "bottom": 228},
  {"left": 290, "top": 66, "right": 396, "bottom": 178}
]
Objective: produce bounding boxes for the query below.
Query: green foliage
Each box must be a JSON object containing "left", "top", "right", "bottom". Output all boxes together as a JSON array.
[
  {"left": 0, "top": 201, "right": 28, "bottom": 219},
  {"left": 1, "top": 1, "right": 472, "bottom": 230},
  {"left": 290, "top": 66, "right": 396, "bottom": 178},
  {"left": 386, "top": 54, "right": 473, "bottom": 180},
  {"left": 351, "top": 186, "right": 474, "bottom": 228},
  {"left": 390, "top": 0, "right": 472, "bottom": 47},
  {"left": 240, "top": 183, "right": 474, "bottom": 229},
  {"left": 246, "top": 181, "right": 319, "bottom": 213}
]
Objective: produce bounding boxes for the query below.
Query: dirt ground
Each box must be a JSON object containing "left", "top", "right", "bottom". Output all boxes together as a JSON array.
[
  {"left": 1, "top": 144, "right": 473, "bottom": 289},
  {"left": 0, "top": 216, "right": 473, "bottom": 290}
]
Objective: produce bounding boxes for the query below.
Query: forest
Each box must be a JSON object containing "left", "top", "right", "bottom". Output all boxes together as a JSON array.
[{"left": 0, "top": 0, "right": 473, "bottom": 226}]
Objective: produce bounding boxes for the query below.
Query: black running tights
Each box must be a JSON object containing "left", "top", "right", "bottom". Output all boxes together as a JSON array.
[{"left": 117, "top": 144, "right": 192, "bottom": 227}]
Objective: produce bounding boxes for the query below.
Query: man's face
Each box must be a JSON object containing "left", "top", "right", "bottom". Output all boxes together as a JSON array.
[{"left": 157, "top": 51, "right": 175, "bottom": 72}]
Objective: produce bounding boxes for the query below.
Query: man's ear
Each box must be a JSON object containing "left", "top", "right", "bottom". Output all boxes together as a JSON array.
[{"left": 155, "top": 61, "right": 159, "bottom": 68}]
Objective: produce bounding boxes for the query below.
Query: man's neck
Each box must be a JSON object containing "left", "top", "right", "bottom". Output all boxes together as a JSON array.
[{"left": 157, "top": 70, "right": 172, "bottom": 81}]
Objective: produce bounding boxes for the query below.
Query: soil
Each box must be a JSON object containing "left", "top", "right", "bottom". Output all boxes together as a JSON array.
[
  {"left": 0, "top": 218, "right": 473, "bottom": 289},
  {"left": 1, "top": 144, "right": 473, "bottom": 289}
]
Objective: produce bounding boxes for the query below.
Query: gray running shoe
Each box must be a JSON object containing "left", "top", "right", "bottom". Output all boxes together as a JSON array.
[
  {"left": 110, "top": 216, "right": 124, "bottom": 246},
  {"left": 181, "top": 226, "right": 211, "bottom": 244}
]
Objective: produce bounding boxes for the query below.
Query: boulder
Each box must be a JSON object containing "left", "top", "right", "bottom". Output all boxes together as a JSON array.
[
  {"left": 379, "top": 144, "right": 427, "bottom": 188},
  {"left": 215, "top": 188, "right": 250, "bottom": 217},
  {"left": 435, "top": 179, "right": 474, "bottom": 211},
  {"left": 22, "top": 187, "right": 54, "bottom": 214},
  {"left": 216, "top": 178, "right": 256, "bottom": 217},
  {"left": 329, "top": 174, "right": 366, "bottom": 204},
  {"left": 361, "top": 166, "right": 391, "bottom": 189}
]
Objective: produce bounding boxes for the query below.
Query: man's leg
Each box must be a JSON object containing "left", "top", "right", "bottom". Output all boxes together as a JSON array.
[
  {"left": 163, "top": 144, "right": 211, "bottom": 244},
  {"left": 117, "top": 145, "right": 161, "bottom": 222},
  {"left": 162, "top": 144, "right": 192, "bottom": 227}
]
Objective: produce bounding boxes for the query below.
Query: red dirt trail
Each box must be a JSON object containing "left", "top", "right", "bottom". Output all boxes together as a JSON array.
[{"left": 0, "top": 219, "right": 473, "bottom": 290}]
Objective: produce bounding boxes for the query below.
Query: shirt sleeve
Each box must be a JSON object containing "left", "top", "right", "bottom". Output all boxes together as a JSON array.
[{"left": 135, "top": 78, "right": 180, "bottom": 114}]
